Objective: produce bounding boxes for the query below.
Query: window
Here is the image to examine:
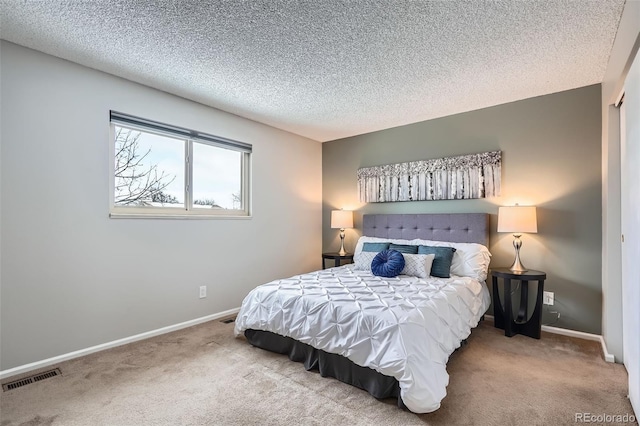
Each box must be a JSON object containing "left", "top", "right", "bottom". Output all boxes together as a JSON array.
[{"left": 109, "top": 111, "right": 251, "bottom": 218}]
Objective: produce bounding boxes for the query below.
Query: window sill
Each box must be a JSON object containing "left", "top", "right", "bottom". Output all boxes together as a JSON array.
[{"left": 109, "top": 212, "right": 252, "bottom": 220}]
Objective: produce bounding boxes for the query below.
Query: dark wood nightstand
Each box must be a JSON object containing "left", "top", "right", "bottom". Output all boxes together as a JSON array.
[
  {"left": 322, "top": 252, "right": 354, "bottom": 269},
  {"left": 491, "top": 268, "right": 547, "bottom": 339}
]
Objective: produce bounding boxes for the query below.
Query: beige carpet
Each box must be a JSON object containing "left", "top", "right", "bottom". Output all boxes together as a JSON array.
[{"left": 0, "top": 319, "right": 635, "bottom": 426}]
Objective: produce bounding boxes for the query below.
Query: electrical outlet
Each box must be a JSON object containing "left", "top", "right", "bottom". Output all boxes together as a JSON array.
[
  {"left": 543, "top": 291, "right": 554, "bottom": 305},
  {"left": 199, "top": 286, "right": 207, "bottom": 299}
]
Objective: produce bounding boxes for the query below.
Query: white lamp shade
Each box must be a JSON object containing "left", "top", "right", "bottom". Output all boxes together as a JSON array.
[
  {"left": 497, "top": 206, "right": 537, "bottom": 233},
  {"left": 331, "top": 210, "right": 353, "bottom": 229}
]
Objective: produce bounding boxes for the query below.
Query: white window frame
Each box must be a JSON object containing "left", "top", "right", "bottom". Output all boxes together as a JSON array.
[{"left": 109, "top": 111, "right": 251, "bottom": 219}]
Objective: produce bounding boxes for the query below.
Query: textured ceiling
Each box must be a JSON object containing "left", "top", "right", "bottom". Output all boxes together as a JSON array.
[{"left": 0, "top": 1, "right": 626, "bottom": 142}]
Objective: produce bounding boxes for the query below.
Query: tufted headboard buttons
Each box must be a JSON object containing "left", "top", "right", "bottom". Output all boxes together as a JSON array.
[{"left": 362, "top": 213, "right": 489, "bottom": 246}]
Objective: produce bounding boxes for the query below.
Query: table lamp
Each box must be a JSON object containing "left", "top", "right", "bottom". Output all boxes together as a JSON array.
[
  {"left": 331, "top": 210, "right": 353, "bottom": 255},
  {"left": 497, "top": 205, "right": 537, "bottom": 272}
]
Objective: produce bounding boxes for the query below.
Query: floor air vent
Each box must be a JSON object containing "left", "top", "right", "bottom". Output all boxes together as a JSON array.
[
  {"left": 2, "top": 368, "right": 61, "bottom": 391},
  {"left": 221, "top": 317, "right": 235, "bottom": 324}
]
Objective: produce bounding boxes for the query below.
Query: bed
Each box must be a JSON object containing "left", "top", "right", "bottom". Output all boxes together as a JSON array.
[{"left": 234, "top": 213, "right": 491, "bottom": 413}]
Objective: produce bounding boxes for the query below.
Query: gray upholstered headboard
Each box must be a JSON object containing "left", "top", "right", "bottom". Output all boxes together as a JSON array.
[{"left": 362, "top": 213, "right": 489, "bottom": 246}]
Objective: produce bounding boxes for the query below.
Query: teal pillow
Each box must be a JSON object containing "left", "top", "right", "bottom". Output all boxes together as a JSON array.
[
  {"left": 362, "top": 242, "right": 391, "bottom": 252},
  {"left": 389, "top": 243, "right": 418, "bottom": 254},
  {"left": 417, "top": 246, "right": 457, "bottom": 278}
]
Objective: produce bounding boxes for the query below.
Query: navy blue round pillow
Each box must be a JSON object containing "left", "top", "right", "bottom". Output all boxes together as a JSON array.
[{"left": 371, "top": 249, "right": 405, "bottom": 278}]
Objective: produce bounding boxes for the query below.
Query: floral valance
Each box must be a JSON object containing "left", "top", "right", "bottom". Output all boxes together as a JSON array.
[{"left": 357, "top": 151, "right": 501, "bottom": 202}]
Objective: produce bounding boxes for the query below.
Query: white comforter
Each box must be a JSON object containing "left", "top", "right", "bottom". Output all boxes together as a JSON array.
[{"left": 234, "top": 264, "right": 490, "bottom": 413}]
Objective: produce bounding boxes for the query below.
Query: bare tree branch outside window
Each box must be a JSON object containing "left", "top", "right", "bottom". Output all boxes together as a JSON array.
[
  {"left": 193, "top": 198, "right": 222, "bottom": 208},
  {"left": 231, "top": 192, "right": 241, "bottom": 209},
  {"left": 114, "top": 128, "right": 177, "bottom": 206}
]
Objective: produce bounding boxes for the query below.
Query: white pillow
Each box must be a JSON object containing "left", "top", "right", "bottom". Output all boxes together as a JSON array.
[
  {"left": 354, "top": 251, "right": 378, "bottom": 271},
  {"left": 400, "top": 253, "right": 435, "bottom": 279},
  {"left": 413, "top": 238, "right": 491, "bottom": 281},
  {"left": 353, "top": 236, "right": 491, "bottom": 281},
  {"left": 354, "top": 236, "right": 414, "bottom": 264}
]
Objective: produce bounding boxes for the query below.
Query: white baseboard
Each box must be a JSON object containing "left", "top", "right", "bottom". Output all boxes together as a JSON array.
[
  {"left": 598, "top": 336, "right": 616, "bottom": 363},
  {"left": 0, "top": 307, "right": 241, "bottom": 380},
  {"left": 483, "top": 315, "right": 615, "bottom": 363}
]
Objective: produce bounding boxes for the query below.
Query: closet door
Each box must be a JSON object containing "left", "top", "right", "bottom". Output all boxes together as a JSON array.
[{"left": 621, "top": 51, "right": 639, "bottom": 415}]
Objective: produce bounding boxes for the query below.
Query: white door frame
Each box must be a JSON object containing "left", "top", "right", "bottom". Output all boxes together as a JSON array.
[{"left": 620, "top": 50, "right": 640, "bottom": 416}]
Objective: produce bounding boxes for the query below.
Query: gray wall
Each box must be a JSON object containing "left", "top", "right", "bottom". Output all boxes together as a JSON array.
[
  {"left": 0, "top": 42, "right": 323, "bottom": 371},
  {"left": 323, "top": 85, "right": 602, "bottom": 335}
]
